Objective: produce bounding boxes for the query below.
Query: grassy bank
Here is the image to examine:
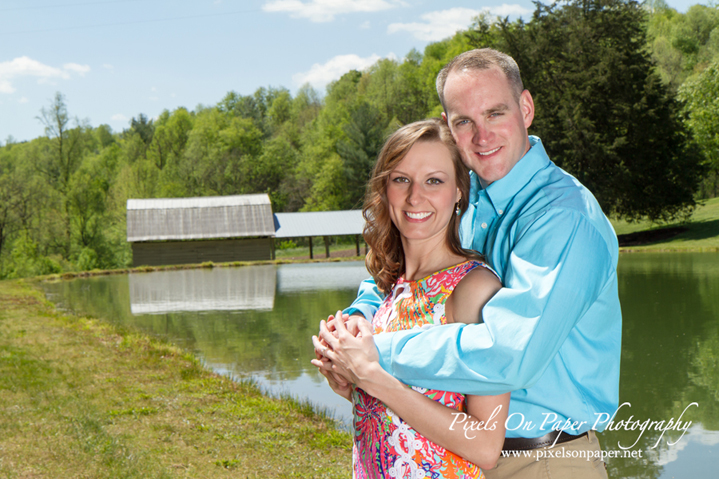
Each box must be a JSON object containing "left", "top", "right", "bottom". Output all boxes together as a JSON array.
[
  {"left": 614, "top": 197, "right": 719, "bottom": 252},
  {"left": 40, "top": 254, "right": 364, "bottom": 282},
  {"left": 0, "top": 280, "right": 351, "bottom": 478}
]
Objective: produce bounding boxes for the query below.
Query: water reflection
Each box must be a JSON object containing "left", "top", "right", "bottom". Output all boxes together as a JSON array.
[
  {"left": 129, "top": 266, "right": 276, "bottom": 314},
  {"left": 40, "top": 255, "right": 719, "bottom": 478}
]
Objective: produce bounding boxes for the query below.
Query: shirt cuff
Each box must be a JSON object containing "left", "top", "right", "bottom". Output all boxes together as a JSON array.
[
  {"left": 372, "top": 332, "right": 393, "bottom": 374},
  {"left": 343, "top": 305, "right": 375, "bottom": 321}
]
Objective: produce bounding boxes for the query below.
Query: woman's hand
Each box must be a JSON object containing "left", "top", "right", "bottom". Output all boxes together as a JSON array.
[
  {"left": 311, "top": 312, "right": 354, "bottom": 401},
  {"left": 317, "top": 311, "right": 388, "bottom": 395}
]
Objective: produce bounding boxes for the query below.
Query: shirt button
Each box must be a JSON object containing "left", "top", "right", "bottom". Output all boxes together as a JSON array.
[
  {"left": 481, "top": 222, "right": 488, "bottom": 229},
  {"left": 498, "top": 210, "right": 503, "bottom": 215}
]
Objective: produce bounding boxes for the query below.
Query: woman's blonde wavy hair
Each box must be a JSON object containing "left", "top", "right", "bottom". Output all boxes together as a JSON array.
[{"left": 363, "top": 118, "right": 479, "bottom": 295}]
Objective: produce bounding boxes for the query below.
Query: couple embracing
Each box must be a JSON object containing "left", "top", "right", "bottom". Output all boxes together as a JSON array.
[{"left": 312, "top": 48, "right": 621, "bottom": 479}]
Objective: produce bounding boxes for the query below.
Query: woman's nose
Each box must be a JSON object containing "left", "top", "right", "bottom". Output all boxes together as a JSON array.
[{"left": 407, "top": 182, "right": 423, "bottom": 205}]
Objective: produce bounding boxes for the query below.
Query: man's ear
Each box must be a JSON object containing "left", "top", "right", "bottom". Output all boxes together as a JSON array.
[
  {"left": 520, "top": 90, "right": 535, "bottom": 129},
  {"left": 441, "top": 112, "right": 448, "bottom": 124}
]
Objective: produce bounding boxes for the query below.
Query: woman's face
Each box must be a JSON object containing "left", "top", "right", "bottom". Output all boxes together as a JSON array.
[{"left": 386, "top": 140, "right": 461, "bottom": 246}]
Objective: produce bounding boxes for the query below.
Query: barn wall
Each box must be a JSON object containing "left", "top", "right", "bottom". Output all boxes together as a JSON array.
[{"left": 131, "top": 238, "right": 273, "bottom": 266}]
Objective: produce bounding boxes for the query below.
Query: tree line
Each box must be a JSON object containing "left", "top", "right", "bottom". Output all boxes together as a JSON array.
[{"left": 1, "top": 0, "right": 717, "bottom": 279}]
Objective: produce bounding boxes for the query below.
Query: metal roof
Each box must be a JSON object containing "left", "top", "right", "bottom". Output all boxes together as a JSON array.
[
  {"left": 274, "top": 210, "right": 365, "bottom": 238},
  {"left": 127, "top": 194, "right": 275, "bottom": 242}
]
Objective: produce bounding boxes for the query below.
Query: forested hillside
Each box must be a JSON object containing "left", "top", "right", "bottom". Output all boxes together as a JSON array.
[{"left": 1, "top": 0, "right": 718, "bottom": 278}]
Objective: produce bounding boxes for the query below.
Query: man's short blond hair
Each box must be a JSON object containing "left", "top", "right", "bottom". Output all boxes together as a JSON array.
[{"left": 436, "top": 48, "right": 524, "bottom": 111}]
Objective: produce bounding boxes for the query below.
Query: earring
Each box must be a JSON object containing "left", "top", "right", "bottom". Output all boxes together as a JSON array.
[{"left": 455, "top": 203, "right": 461, "bottom": 216}]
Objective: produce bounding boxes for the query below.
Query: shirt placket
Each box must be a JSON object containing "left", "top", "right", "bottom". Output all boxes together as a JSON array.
[{"left": 472, "top": 190, "right": 498, "bottom": 254}]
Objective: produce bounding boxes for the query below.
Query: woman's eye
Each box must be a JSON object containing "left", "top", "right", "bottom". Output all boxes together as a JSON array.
[
  {"left": 392, "top": 176, "right": 408, "bottom": 183},
  {"left": 427, "top": 178, "right": 443, "bottom": 185}
]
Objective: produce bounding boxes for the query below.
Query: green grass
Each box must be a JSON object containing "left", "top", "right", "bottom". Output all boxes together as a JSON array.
[
  {"left": 0, "top": 280, "right": 352, "bottom": 478},
  {"left": 274, "top": 242, "right": 365, "bottom": 260},
  {"left": 612, "top": 197, "right": 719, "bottom": 252}
]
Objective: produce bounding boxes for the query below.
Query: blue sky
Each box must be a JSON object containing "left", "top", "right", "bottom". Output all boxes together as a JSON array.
[{"left": 0, "top": 0, "right": 707, "bottom": 143}]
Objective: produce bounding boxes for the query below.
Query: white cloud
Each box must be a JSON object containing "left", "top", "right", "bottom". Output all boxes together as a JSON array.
[
  {"left": 102, "top": 63, "right": 114, "bottom": 70},
  {"left": 293, "top": 53, "right": 384, "bottom": 88},
  {"left": 63, "top": 63, "right": 90, "bottom": 76},
  {"left": 18, "top": 96, "right": 28, "bottom": 103},
  {"left": 111, "top": 114, "right": 129, "bottom": 122},
  {"left": 388, "top": 5, "right": 531, "bottom": 41},
  {"left": 263, "top": 0, "right": 401, "bottom": 22},
  {"left": 360, "top": 20, "right": 370, "bottom": 29},
  {"left": 0, "top": 56, "right": 91, "bottom": 94},
  {"left": 0, "top": 80, "right": 13, "bottom": 94}
]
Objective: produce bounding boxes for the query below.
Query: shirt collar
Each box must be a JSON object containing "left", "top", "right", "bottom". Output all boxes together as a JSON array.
[{"left": 469, "top": 136, "right": 549, "bottom": 215}]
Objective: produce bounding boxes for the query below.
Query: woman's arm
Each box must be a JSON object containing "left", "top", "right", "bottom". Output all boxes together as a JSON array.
[
  {"left": 445, "top": 265, "right": 502, "bottom": 324},
  {"left": 367, "top": 367, "right": 509, "bottom": 469},
  {"left": 323, "top": 318, "right": 508, "bottom": 470}
]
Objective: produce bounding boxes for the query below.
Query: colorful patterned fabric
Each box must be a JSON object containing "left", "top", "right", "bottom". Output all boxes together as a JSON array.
[{"left": 352, "top": 260, "right": 488, "bottom": 479}]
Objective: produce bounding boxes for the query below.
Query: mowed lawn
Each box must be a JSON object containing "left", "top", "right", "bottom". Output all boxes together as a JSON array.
[
  {"left": 0, "top": 280, "right": 352, "bottom": 479},
  {"left": 613, "top": 197, "right": 719, "bottom": 252}
]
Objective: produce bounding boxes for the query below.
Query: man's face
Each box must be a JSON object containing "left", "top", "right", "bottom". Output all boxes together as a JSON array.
[{"left": 441, "top": 67, "right": 534, "bottom": 185}]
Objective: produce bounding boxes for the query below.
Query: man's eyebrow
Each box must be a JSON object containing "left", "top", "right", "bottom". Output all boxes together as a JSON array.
[
  {"left": 485, "top": 104, "right": 510, "bottom": 114},
  {"left": 449, "top": 104, "right": 510, "bottom": 121}
]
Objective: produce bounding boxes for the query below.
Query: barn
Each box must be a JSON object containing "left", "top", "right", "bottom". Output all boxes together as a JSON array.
[
  {"left": 127, "top": 194, "right": 367, "bottom": 266},
  {"left": 127, "top": 194, "right": 275, "bottom": 266}
]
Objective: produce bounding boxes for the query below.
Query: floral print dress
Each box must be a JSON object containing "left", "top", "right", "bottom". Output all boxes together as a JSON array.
[{"left": 352, "top": 260, "right": 490, "bottom": 479}]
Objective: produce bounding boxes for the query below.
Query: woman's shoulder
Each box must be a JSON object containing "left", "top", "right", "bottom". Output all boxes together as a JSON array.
[
  {"left": 455, "top": 261, "right": 502, "bottom": 293},
  {"left": 464, "top": 259, "right": 500, "bottom": 281}
]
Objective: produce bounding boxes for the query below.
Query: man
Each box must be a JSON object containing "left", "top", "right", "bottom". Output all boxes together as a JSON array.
[{"left": 319, "top": 48, "right": 621, "bottom": 478}]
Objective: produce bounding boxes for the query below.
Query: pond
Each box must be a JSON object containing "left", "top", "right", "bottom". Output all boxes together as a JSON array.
[{"left": 40, "top": 255, "right": 719, "bottom": 478}]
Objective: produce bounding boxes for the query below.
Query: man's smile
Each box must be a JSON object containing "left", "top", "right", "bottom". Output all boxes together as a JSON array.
[{"left": 478, "top": 147, "right": 501, "bottom": 156}]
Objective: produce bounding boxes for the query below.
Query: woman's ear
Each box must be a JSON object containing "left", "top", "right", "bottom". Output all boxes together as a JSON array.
[{"left": 456, "top": 188, "right": 462, "bottom": 203}]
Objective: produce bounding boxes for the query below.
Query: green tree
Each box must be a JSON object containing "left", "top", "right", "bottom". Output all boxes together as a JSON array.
[
  {"left": 679, "top": 60, "right": 719, "bottom": 197},
  {"left": 646, "top": 2, "right": 719, "bottom": 90},
  {"left": 130, "top": 113, "right": 155, "bottom": 146},
  {"left": 336, "top": 102, "right": 386, "bottom": 209},
  {"left": 472, "top": 0, "right": 704, "bottom": 221},
  {"left": 35, "top": 92, "right": 86, "bottom": 195}
]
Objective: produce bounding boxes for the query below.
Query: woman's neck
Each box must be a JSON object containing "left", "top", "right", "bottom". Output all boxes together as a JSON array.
[{"left": 401, "top": 235, "right": 467, "bottom": 282}]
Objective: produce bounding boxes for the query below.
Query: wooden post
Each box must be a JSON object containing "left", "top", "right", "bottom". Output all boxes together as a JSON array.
[
  {"left": 323, "top": 236, "right": 330, "bottom": 258},
  {"left": 355, "top": 234, "right": 360, "bottom": 256},
  {"left": 309, "top": 237, "right": 313, "bottom": 259},
  {"left": 364, "top": 239, "right": 368, "bottom": 255},
  {"left": 271, "top": 237, "right": 276, "bottom": 260}
]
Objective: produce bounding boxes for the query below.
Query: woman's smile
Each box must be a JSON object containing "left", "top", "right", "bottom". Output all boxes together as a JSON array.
[{"left": 405, "top": 211, "right": 433, "bottom": 221}]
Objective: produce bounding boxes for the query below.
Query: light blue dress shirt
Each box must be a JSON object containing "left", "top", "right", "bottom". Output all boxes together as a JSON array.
[{"left": 346, "top": 136, "right": 621, "bottom": 438}]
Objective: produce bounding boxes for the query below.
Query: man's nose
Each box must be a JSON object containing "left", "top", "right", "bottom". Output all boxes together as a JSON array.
[{"left": 472, "top": 123, "right": 493, "bottom": 145}]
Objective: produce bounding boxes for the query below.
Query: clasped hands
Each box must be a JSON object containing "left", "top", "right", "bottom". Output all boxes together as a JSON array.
[{"left": 311, "top": 311, "right": 379, "bottom": 401}]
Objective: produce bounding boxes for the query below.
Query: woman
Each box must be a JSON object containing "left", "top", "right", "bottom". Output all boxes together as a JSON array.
[{"left": 312, "top": 118, "right": 510, "bottom": 479}]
